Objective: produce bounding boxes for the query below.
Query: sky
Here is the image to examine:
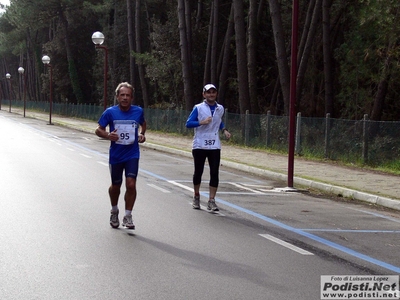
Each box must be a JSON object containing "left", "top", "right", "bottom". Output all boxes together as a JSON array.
[{"left": 0, "top": 0, "right": 9, "bottom": 12}]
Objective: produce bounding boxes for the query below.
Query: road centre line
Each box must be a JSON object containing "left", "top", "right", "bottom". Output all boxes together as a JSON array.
[{"left": 259, "top": 234, "right": 314, "bottom": 255}]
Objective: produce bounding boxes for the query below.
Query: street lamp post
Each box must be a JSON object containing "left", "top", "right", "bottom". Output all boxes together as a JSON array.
[
  {"left": 18, "top": 67, "right": 26, "bottom": 117},
  {"left": 6, "top": 73, "right": 11, "bottom": 112},
  {"left": 287, "top": 0, "right": 299, "bottom": 188},
  {"left": 42, "top": 55, "right": 53, "bottom": 125},
  {"left": 91, "top": 31, "right": 108, "bottom": 111}
]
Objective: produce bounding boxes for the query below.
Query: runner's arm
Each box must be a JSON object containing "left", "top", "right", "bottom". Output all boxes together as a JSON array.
[
  {"left": 186, "top": 107, "right": 200, "bottom": 128},
  {"left": 95, "top": 125, "right": 109, "bottom": 139},
  {"left": 138, "top": 121, "right": 147, "bottom": 143},
  {"left": 139, "top": 120, "right": 147, "bottom": 135}
]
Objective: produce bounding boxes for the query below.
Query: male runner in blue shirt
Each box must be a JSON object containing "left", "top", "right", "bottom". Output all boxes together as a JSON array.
[
  {"left": 186, "top": 84, "right": 231, "bottom": 211},
  {"left": 96, "top": 82, "right": 146, "bottom": 229}
]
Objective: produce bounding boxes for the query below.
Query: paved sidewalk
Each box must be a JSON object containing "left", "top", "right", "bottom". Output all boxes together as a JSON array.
[{"left": 6, "top": 108, "right": 400, "bottom": 211}]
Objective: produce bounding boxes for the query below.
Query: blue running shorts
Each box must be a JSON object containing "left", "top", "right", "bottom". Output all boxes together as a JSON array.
[{"left": 109, "top": 158, "right": 139, "bottom": 185}]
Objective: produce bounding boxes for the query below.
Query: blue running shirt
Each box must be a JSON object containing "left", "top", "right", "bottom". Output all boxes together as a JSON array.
[{"left": 98, "top": 105, "right": 145, "bottom": 164}]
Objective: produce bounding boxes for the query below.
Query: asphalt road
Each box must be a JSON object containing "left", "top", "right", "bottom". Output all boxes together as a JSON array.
[{"left": 1, "top": 113, "right": 399, "bottom": 300}]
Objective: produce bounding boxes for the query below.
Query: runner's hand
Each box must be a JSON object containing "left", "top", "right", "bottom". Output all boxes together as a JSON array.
[{"left": 138, "top": 133, "right": 146, "bottom": 143}]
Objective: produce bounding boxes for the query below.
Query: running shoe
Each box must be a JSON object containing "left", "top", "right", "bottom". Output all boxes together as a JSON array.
[
  {"left": 110, "top": 209, "right": 120, "bottom": 228},
  {"left": 192, "top": 195, "right": 200, "bottom": 209},
  {"left": 122, "top": 215, "right": 135, "bottom": 229},
  {"left": 207, "top": 199, "right": 219, "bottom": 211}
]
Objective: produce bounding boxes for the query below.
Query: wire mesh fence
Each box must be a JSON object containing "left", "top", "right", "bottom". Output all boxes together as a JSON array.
[{"left": 5, "top": 100, "right": 400, "bottom": 170}]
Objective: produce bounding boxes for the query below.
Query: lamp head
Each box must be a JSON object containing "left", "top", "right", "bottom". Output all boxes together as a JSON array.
[
  {"left": 42, "top": 55, "right": 51, "bottom": 65},
  {"left": 91, "top": 31, "right": 105, "bottom": 45}
]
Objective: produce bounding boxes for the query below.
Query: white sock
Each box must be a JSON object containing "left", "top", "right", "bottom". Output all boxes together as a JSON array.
[{"left": 125, "top": 210, "right": 132, "bottom": 216}]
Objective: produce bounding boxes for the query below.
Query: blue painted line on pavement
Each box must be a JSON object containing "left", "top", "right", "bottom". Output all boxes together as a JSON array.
[
  {"left": 303, "top": 229, "right": 400, "bottom": 233},
  {"left": 140, "top": 167, "right": 400, "bottom": 273},
  {"left": 348, "top": 207, "right": 400, "bottom": 224},
  {"left": 21, "top": 120, "right": 400, "bottom": 274},
  {"left": 215, "top": 198, "right": 400, "bottom": 273}
]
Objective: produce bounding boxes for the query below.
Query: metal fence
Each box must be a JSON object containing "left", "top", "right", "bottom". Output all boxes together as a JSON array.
[{"left": 6, "top": 100, "right": 400, "bottom": 170}]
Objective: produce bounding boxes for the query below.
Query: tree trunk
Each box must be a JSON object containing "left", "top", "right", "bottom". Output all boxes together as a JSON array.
[
  {"left": 298, "top": 0, "right": 316, "bottom": 61},
  {"left": 233, "top": 0, "right": 251, "bottom": 114},
  {"left": 322, "top": 0, "right": 334, "bottom": 115},
  {"left": 217, "top": 3, "right": 234, "bottom": 106},
  {"left": 247, "top": 0, "right": 258, "bottom": 113},
  {"left": 371, "top": 56, "right": 391, "bottom": 121},
  {"left": 296, "top": 0, "right": 322, "bottom": 109},
  {"left": 268, "top": 0, "right": 290, "bottom": 115},
  {"left": 178, "top": 0, "right": 194, "bottom": 110},
  {"left": 185, "top": 0, "right": 194, "bottom": 88},
  {"left": 135, "top": 0, "right": 149, "bottom": 107},
  {"left": 257, "top": 0, "right": 266, "bottom": 25},
  {"left": 127, "top": 0, "right": 136, "bottom": 90},
  {"left": 112, "top": 2, "right": 118, "bottom": 104},
  {"left": 195, "top": 0, "right": 203, "bottom": 30},
  {"left": 210, "top": 0, "right": 218, "bottom": 83},
  {"left": 59, "top": 10, "right": 84, "bottom": 104},
  {"left": 203, "top": 4, "right": 213, "bottom": 84}
]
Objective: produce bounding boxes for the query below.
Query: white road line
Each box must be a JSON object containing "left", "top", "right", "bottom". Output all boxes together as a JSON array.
[
  {"left": 242, "top": 183, "right": 274, "bottom": 189},
  {"left": 168, "top": 180, "right": 193, "bottom": 192},
  {"left": 217, "top": 192, "right": 288, "bottom": 196},
  {"left": 97, "top": 161, "right": 109, "bottom": 167},
  {"left": 80, "top": 153, "right": 92, "bottom": 158},
  {"left": 259, "top": 234, "right": 314, "bottom": 255},
  {"left": 229, "top": 182, "right": 264, "bottom": 194},
  {"left": 67, "top": 148, "right": 75, "bottom": 151},
  {"left": 148, "top": 184, "right": 171, "bottom": 193}
]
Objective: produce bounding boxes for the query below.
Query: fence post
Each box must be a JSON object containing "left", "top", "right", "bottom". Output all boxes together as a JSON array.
[
  {"left": 224, "top": 108, "right": 228, "bottom": 130},
  {"left": 155, "top": 108, "right": 159, "bottom": 131},
  {"left": 223, "top": 108, "right": 228, "bottom": 140},
  {"left": 179, "top": 107, "right": 183, "bottom": 133},
  {"left": 362, "top": 114, "right": 369, "bottom": 163},
  {"left": 245, "top": 110, "right": 250, "bottom": 146},
  {"left": 324, "top": 113, "right": 331, "bottom": 159},
  {"left": 266, "top": 110, "right": 271, "bottom": 148},
  {"left": 295, "top": 112, "right": 301, "bottom": 154}
]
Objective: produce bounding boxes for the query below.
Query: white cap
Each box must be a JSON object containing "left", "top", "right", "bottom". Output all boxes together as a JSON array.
[{"left": 203, "top": 84, "right": 217, "bottom": 92}]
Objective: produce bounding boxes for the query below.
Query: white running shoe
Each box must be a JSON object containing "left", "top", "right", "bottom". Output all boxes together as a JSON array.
[
  {"left": 110, "top": 210, "right": 120, "bottom": 228},
  {"left": 207, "top": 199, "right": 219, "bottom": 211},
  {"left": 192, "top": 195, "right": 200, "bottom": 209},
  {"left": 122, "top": 215, "right": 135, "bottom": 230}
]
